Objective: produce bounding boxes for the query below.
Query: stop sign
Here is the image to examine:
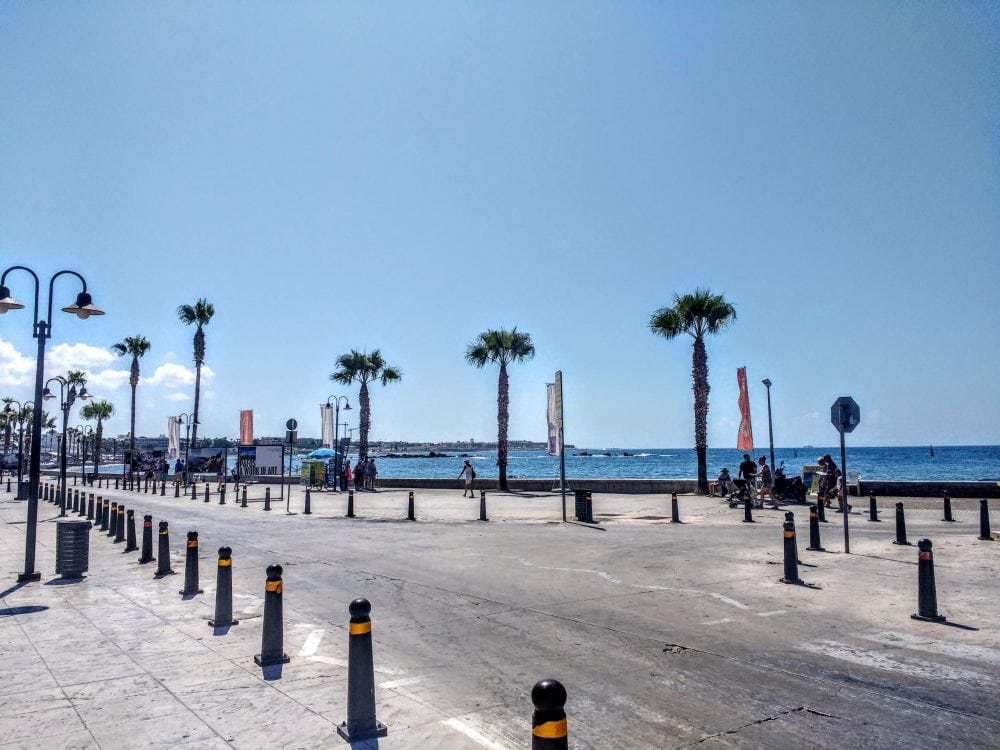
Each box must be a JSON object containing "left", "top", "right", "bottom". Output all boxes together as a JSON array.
[{"left": 831, "top": 396, "right": 860, "bottom": 433}]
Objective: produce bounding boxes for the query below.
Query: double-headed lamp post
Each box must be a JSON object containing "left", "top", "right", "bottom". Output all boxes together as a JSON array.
[
  {"left": 761, "top": 378, "right": 775, "bottom": 473},
  {"left": 325, "top": 395, "right": 351, "bottom": 491},
  {"left": 43, "top": 376, "right": 91, "bottom": 517},
  {"left": 76, "top": 425, "right": 94, "bottom": 484},
  {"left": 2, "top": 399, "right": 31, "bottom": 491},
  {"left": 0, "top": 266, "right": 104, "bottom": 582}
]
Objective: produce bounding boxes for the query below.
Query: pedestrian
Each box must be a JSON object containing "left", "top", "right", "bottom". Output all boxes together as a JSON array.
[
  {"left": 755, "top": 456, "right": 779, "bottom": 509},
  {"left": 354, "top": 459, "right": 364, "bottom": 490},
  {"left": 458, "top": 460, "right": 476, "bottom": 497},
  {"left": 818, "top": 454, "right": 837, "bottom": 508},
  {"left": 365, "top": 458, "right": 377, "bottom": 490},
  {"left": 345, "top": 459, "right": 353, "bottom": 489}
]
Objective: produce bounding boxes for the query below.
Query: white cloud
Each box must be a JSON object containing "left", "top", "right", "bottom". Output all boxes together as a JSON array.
[
  {"left": 84, "top": 368, "right": 130, "bottom": 391},
  {"left": 166, "top": 392, "right": 189, "bottom": 402},
  {"left": 47, "top": 342, "right": 116, "bottom": 371},
  {"left": 0, "top": 338, "right": 35, "bottom": 387},
  {"left": 144, "top": 363, "right": 215, "bottom": 387}
]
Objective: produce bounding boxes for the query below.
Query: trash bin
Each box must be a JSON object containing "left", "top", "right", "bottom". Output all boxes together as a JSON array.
[
  {"left": 574, "top": 489, "right": 594, "bottom": 523},
  {"left": 16, "top": 481, "right": 29, "bottom": 500},
  {"left": 55, "top": 519, "right": 92, "bottom": 578}
]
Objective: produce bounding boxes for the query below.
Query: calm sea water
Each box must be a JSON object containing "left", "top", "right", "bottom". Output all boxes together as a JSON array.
[{"left": 87, "top": 446, "right": 999, "bottom": 482}]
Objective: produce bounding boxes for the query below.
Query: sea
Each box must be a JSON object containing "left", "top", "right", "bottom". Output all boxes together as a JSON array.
[{"left": 80, "top": 446, "right": 999, "bottom": 483}]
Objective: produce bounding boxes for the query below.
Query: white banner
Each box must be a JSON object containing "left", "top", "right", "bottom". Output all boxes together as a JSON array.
[
  {"left": 546, "top": 371, "right": 563, "bottom": 456},
  {"left": 321, "top": 405, "right": 334, "bottom": 448},
  {"left": 237, "top": 445, "right": 283, "bottom": 477},
  {"left": 167, "top": 416, "right": 180, "bottom": 460}
]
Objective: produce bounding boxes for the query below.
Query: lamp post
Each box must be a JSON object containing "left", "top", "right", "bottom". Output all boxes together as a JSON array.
[
  {"left": 1, "top": 266, "right": 104, "bottom": 581},
  {"left": 2, "top": 399, "right": 31, "bottom": 490},
  {"left": 43, "top": 376, "right": 91, "bottom": 516},
  {"left": 177, "top": 413, "right": 192, "bottom": 487},
  {"left": 325, "top": 395, "right": 351, "bottom": 491},
  {"left": 761, "top": 378, "right": 775, "bottom": 473},
  {"left": 77, "top": 425, "right": 93, "bottom": 484}
]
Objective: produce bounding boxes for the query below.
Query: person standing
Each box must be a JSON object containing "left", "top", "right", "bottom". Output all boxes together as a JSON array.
[
  {"left": 458, "top": 460, "right": 476, "bottom": 497},
  {"left": 755, "top": 456, "right": 778, "bottom": 509},
  {"left": 354, "top": 459, "right": 364, "bottom": 490}
]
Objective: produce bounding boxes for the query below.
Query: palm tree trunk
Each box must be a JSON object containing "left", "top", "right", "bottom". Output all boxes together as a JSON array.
[
  {"left": 497, "top": 362, "right": 509, "bottom": 491},
  {"left": 94, "top": 420, "right": 102, "bottom": 477},
  {"left": 191, "top": 360, "right": 202, "bottom": 448},
  {"left": 692, "top": 335, "right": 710, "bottom": 494},
  {"left": 358, "top": 382, "right": 370, "bottom": 463}
]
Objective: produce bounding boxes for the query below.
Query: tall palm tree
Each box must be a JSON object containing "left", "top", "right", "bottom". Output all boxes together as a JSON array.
[
  {"left": 330, "top": 350, "right": 402, "bottom": 464},
  {"left": 649, "top": 288, "right": 737, "bottom": 494},
  {"left": 465, "top": 328, "right": 535, "bottom": 492},
  {"left": 111, "top": 336, "right": 151, "bottom": 462},
  {"left": 176, "top": 299, "right": 215, "bottom": 447},
  {"left": 80, "top": 400, "right": 114, "bottom": 477},
  {"left": 1, "top": 399, "right": 13, "bottom": 455}
]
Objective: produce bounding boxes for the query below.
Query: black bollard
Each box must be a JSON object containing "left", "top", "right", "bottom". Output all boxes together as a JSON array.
[
  {"left": 743, "top": 494, "right": 754, "bottom": 523},
  {"left": 263, "top": 487, "right": 271, "bottom": 511},
  {"left": 179, "top": 531, "right": 203, "bottom": 596},
  {"left": 241, "top": 485, "right": 248, "bottom": 508},
  {"left": 671, "top": 493, "right": 681, "bottom": 523},
  {"left": 209, "top": 547, "right": 238, "bottom": 628},
  {"left": 479, "top": 489, "right": 489, "bottom": 522},
  {"left": 254, "top": 564, "right": 289, "bottom": 666},
  {"left": 161, "top": 480, "right": 166, "bottom": 496},
  {"left": 817, "top": 497, "right": 828, "bottom": 523},
  {"left": 138, "top": 514, "right": 155, "bottom": 563},
  {"left": 155, "top": 521, "right": 174, "bottom": 576},
  {"left": 911, "top": 539, "right": 946, "bottom": 622},
  {"left": 531, "top": 678, "right": 568, "bottom": 750},
  {"left": 115, "top": 477, "right": 119, "bottom": 490},
  {"left": 868, "top": 492, "right": 880, "bottom": 522},
  {"left": 780, "top": 517, "right": 800, "bottom": 584},
  {"left": 942, "top": 494, "right": 955, "bottom": 523},
  {"left": 95, "top": 497, "right": 105, "bottom": 530},
  {"left": 114, "top": 504, "right": 126, "bottom": 543},
  {"left": 107, "top": 501, "right": 118, "bottom": 537},
  {"left": 144, "top": 476, "right": 148, "bottom": 493},
  {"left": 337, "top": 598, "right": 388, "bottom": 742},
  {"left": 203, "top": 483, "right": 210, "bottom": 503},
  {"left": 78, "top": 492, "right": 87, "bottom": 518},
  {"left": 87, "top": 494, "right": 95, "bottom": 521},
  {"left": 124, "top": 509, "right": 138, "bottom": 552},
  {"left": 219, "top": 485, "right": 226, "bottom": 505},
  {"left": 347, "top": 489, "right": 355, "bottom": 518},
  {"left": 807, "top": 504, "right": 825, "bottom": 551},
  {"left": 303, "top": 488, "right": 311, "bottom": 515},
  {"left": 407, "top": 491, "right": 415, "bottom": 521},
  {"left": 71, "top": 489, "right": 79, "bottom": 513},
  {"left": 979, "top": 499, "right": 993, "bottom": 541},
  {"left": 893, "top": 502, "right": 911, "bottom": 545},
  {"left": 174, "top": 481, "right": 179, "bottom": 498},
  {"left": 4, "top": 477, "right": 9, "bottom": 493}
]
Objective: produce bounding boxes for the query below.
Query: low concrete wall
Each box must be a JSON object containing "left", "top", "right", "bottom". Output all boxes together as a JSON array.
[{"left": 859, "top": 480, "right": 999, "bottom": 499}]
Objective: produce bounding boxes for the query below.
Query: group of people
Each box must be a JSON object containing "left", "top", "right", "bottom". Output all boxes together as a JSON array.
[
  {"left": 816, "top": 454, "right": 848, "bottom": 513},
  {"left": 350, "top": 457, "right": 378, "bottom": 491},
  {"left": 709, "top": 452, "right": 849, "bottom": 512}
]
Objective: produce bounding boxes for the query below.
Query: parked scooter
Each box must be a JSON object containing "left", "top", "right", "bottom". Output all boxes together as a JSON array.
[{"left": 773, "top": 462, "right": 807, "bottom": 503}]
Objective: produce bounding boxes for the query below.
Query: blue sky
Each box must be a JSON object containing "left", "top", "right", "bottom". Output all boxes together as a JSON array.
[{"left": 1, "top": 2, "right": 998, "bottom": 448}]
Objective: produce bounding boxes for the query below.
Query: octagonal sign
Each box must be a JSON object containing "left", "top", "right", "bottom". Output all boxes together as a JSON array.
[{"left": 831, "top": 396, "right": 860, "bottom": 433}]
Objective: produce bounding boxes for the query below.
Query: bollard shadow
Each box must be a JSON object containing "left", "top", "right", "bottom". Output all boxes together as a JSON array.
[
  {"left": 45, "top": 576, "right": 86, "bottom": 585},
  {"left": 780, "top": 579, "right": 822, "bottom": 590},
  {"left": 260, "top": 663, "right": 284, "bottom": 681},
  {"left": 0, "top": 581, "right": 29, "bottom": 598},
  {"left": 347, "top": 738, "right": 381, "bottom": 750},
  {"left": 940, "top": 620, "right": 980, "bottom": 631},
  {"left": 0, "top": 605, "right": 49, "bottom": 617},
  {"left": 179, "top": 590, "right": 204, "bottom": 601},
  {"left": 566, "top": 520, "right": 605, "bottom": 531}
]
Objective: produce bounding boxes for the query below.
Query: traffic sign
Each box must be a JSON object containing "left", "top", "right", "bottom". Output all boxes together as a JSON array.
[
  {"left": 286, "top": 418, "right": 298, "bottom": 431},
  {"left": 831, "top": 396, "right": 860, "bottom": 433}
]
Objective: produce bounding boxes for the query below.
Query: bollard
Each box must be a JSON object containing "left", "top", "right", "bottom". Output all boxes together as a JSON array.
[
  {"left": 817, "top": 497, "right": 827, "bottom": 523},
  {"left": 942, "top": 494, "right": 955, "bottom": 523},
  {"left": 73, "top": 475, "right": 77, "bottom": 486},
  {"left": 4, "top": 477, "right": 9, "bottom": 492},
  {"left": 115, "top": 477, "right": 119, "bottom": 490},
  {"left": 479, "top": 489, "right": 489, "bottom": 522},
  {"left": 807, "top": 504, "right": 825, "bottom": 551},
  {"left": 337, "top": 598, "right": 388, "bottom": 741},
  {"left": 95, "top": 497, "right": 105, "bottom": 531},
  {"left": 72, "top": 489, "right": 79, "bottom": 513},
  {"left": 671, "top": 492, "right": 680, "bottom": 523},
  {"left": 868, "top": 492, "right": 880, "bottom": 522},
  {"left": 303, "top": 488, "right": 311, "bottom": 515},
  {"left": 407, "top": 491, "right": 415, "bottom": 521},
  {"left": 347, "top": 489, "right": 355, "bottom": 518},
  {"left": 980, "top": 499, "right": 993, "bottom": 541},
  {"left": 779, "top": 517, "right": 801, "bottom": 584},
  {"left": 144, "top": 476, "right": 149, "bottom": 493},
  {"left": 203, "top": 483, "right": 210, "bottom": 503},
  {"left": 743, "top": 494, "right": 754, "bottom": 523},
  {"left": 108, "top": 501, "right": 118, "bottom": 537},
  {"left": 155, "top": 521, "right": 174, "bottom": 576},
  {"left": 179, "top": 531, "right": 203, "bottom": 596},
  {"left": 893, "top": 502, "right": 911, "bottom": 545},
  {"left": 241, "top": 485, "right": 248, "bottom": 508},
  {"left": 174, "top": 481, "right": 179, "bottom": 498},
  {"left": 138, "top": 514, "right": 155, "bottom": 563},
  {"left": 254, "top": 564, "right": 289, "bottom": 666},
  {"left": 209, "top": 547, "right": 238, "bottom": 627},
  {"left": 77, "top": 491, "right": 87, "bottom": 518},
  {"left": 911, "top": 539, "right": 946, "bottom": 622},
  {"left": 161, "top": 480, "right": 166, "bottom": 496},
  {"left": 124, "top": 509, "right": 138, "bottom": 552},
  {"left": 87, "top": 494, "right": 95, "bottom": 521},
  {"left": 263, "top": 487, "right": 271, "bottom": 511},
  {"left": 114, "top": 504, "right": 126, "bottom": 543},
  {"left": 531, "top": 678, "right": 568, "bottom": 750},
  {"left": 219, "top": 485, "right": 226, "bottom": 505}
]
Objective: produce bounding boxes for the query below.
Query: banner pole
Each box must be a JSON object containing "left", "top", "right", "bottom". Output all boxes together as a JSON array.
[{"left": 558, "top": 372, "right": 566, "bottom": 523}]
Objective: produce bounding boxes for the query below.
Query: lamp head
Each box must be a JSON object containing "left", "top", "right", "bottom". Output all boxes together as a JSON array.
[
  {"left": 2, "top": 402, "right": 12, "bottom": 414},
  {"left": 344, "top": 401, "right": 351, "bottom": 411},
  {"left": 77, "top": 386, "right": 91, "bottom": 401},
  {"left": 61, "top": 291, "right": 105, "bottom": 319},
  {"left": 762, "top": 378, "right": 772, "bottom": 388},
  {"left": 42, "top": 388, "right": 54, "bottom": 401},
  {"left": 0, "top": 285, "right": 25, "bottom": 314}
]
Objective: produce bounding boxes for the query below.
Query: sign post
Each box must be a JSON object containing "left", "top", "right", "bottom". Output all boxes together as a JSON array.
[
  {"left": 830, "top": 397, "right": 860, "bottom": 554},
  {"left": 284, "top": 418, "right": 297, "bottom": 505}
]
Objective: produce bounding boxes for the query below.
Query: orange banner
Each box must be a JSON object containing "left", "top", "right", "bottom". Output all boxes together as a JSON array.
[
  {"left": 736, "top": 368, "right": 754, "bottom": 451},
  {"left": 240, "top": 410, "right": 253, "bottom": 445}
]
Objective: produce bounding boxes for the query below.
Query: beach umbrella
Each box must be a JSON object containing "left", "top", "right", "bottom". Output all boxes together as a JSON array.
[{"left": 306, "top": 448, "right": 338, "bottom": 459}]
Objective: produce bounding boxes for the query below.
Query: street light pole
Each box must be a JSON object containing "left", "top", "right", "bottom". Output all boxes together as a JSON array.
[
  {"left": 177, "top": 413, "right": 192, "bottom": 487},
  {"left": 1, "top": 266, "right": 104, "bottom": 582},
  {"left": 325, "top": 395, "right": 351, "bottom": 491},
  {"left": 3, "top": 399, "right": 30, "bottom": 489},
  {"left": 762, "top": 378, "right": 775, "bottom": 472},
  {"left": 44, "top": 376, "right": 90, "bottom": 517}
]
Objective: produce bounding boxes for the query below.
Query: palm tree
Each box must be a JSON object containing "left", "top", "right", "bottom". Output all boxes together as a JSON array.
[
  {"left": 111, "top": 336, "right": 151, "bottom": 461},
  {"left": 649, "top": 288, "right": 737, "bottom": 494},
  {"left": 465, "top": 328, "right": 535, "bottom": 492},
  {"left": 80, "top": 400, "right": 114, "bottom": 477},
  {"left": 176, "top": 299, "right": 215, "bottom": 447},
  {"left": 1, "top": 399, "right": 13, "bottom": 455},
  {"left": 330, "top": 350, "right": 402, "bottom": 463}
]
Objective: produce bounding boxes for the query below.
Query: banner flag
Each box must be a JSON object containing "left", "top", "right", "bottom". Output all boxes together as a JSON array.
[
  {"left": 167, "top": 416, "right": 180, "bottom": 460},
  {"left": 736, "top": 367, "right": 754, "bottom": 451},
  {"left": 546, "top": 371, "right": 564, "bottom": 456},
  {"left": 321, "top": 405, "right": 334, "bottom": 448},
  {"left": 239, "top": 410, "right": 253, "bottom": 445}
]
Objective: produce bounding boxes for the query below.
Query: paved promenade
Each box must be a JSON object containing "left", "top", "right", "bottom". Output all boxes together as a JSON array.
[{"left": 1, "top": 483, "right": 998, "bottom": 749}]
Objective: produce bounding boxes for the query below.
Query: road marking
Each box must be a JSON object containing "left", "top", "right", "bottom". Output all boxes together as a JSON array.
[
  {"left": 710, "top": 593, "right": 749, "bottom": 609},
  {"left": 378, "top": 676, "right": 424, "bottom": 690},
  {"left": 442, "top": 717, "right": 516, "bottom": 750},
  {"left": 857, "top": 630, "right": 1000, "bottom": 666},
  {"left": 757, "top": 610, "right": 784, "bottom": 617},
  {"left": 299, "top": 629, "right": 325, "bottom": 657},
  {"left": 798, "top": 640, "right": 988, "bottom": 682},
  {"left": 704, "top": 618, "right": 734, "bottom": 625}
]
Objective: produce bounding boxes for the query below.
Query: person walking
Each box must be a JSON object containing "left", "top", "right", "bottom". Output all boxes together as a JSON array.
[
  {"left": 755, "top": 456, "right": 779, "bottom": 509},
  {"left": 354, "top": 459, "right": 364, "bottom": 491},
  {"left": 458, "top": 459, "right": 476, "bottom": 497},
  {"left": 365, "top": 458, "right": 377, "bottom": 490}
]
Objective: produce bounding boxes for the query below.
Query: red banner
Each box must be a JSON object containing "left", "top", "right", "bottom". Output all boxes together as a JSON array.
[
  {"left": 240, "top": 410, "right": 253, "bottom": 445},
  {"left": 736, "top": 368, "right": 754, "bottom": 451}
]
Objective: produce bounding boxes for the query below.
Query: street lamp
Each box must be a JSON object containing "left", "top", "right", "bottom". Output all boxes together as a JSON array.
[
  {"left": 1, "top": 265, "right": 104, "bottom": 581},
  {"left": 76, "top": 425, "right": 94, "bottom": 484},
  {"left": 325, "top": 395, "right": 351, "bottom": 491},
  {"left": 177, "top": 413, "right": 192, "bottom": 487},
  {"left": 761, "top": 378, "right": 775, "bottom": 473},
  {"left": 2, "top": 399, "right": 32, "bottom": 492},
  {"left": 43, "top": 376, "right": 91, "bottom": 517}
]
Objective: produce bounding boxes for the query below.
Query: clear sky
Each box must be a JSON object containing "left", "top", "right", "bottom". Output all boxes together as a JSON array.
[{"left": 1, "top": 2, "right": 998, "bottom": 448}]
